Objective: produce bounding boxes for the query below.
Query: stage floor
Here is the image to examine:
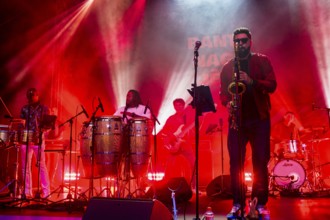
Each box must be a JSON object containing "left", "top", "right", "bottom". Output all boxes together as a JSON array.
[{"left": 1, "top": 189, "right": 330, "bottom": 220}]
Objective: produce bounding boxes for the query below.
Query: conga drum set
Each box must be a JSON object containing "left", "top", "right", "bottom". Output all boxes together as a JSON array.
[
  {"left": 0, "top": 119, "right": 27, "bottom": 198},
  {"left": 269, "top": 136, "right": 329, "bottom": 196},
  {"left": 79, "top": 116, "right": 152, "bottom": 198}
]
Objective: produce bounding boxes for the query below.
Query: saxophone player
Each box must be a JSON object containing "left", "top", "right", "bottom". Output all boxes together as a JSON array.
[{"left": 220, "top": 27, "right": 277, "bottom": 219}]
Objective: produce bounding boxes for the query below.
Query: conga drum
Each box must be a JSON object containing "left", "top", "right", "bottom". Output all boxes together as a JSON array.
[
  {"left": 0, "top": 125, "right": 9, "bottom": 147},
  {"left": 79, "top": 122, "right": 102, "bottom": 178},
  {"left": 129, "top": 118, "right": 152, "bottom": 177},
  {"left": 20, "top": 130, "right": 41, "bottom": 145},
  {"left": 94, "top": 116, "right": 123, "bottom": 177}
]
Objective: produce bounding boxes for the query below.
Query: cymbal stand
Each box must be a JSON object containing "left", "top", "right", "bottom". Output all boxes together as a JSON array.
[
  {"left": 308, "top": 138, "right": 323, "bottom": 192},
  {"left": 311, "top": 104, "right": 330, "bottom": 192}
]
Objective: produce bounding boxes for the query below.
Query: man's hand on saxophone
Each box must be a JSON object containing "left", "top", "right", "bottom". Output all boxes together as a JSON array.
[{"left": 239, "top": 71, "right": 253, "bottom": 85}]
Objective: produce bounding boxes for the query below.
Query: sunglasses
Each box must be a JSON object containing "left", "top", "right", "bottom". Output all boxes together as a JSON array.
[{"left": 234, "top": 38, "right": 249, "bottom": 44}]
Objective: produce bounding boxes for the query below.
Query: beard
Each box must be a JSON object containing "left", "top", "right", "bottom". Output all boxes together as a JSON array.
[{"left": 238, "top": 46, "right": 251, "bottom": 58}]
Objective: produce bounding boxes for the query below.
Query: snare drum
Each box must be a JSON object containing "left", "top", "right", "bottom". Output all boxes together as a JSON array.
[
  {"left": 272, "top": 159, "right": 306, "bottom": 190},
  {"left": 129, "top": 118, "right": 152, "bottom": 177},
  {"left": 94, "top": 116, "right": 123, "bottom": 176}
]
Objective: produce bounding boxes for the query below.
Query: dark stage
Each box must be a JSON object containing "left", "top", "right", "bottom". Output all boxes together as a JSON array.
[{"left": 1, "top": 187, "right": 330, "bottom": 220}]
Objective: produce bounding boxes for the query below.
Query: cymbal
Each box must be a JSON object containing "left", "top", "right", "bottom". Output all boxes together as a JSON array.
[
  {"left": 304, "top": 126, "right": 327, "bottom": 133},
  {"left": 10, "top": 118, "right": 25, "bottom": 123},
  {"left": 307, "top": 137, "right": 330, "bottom": 143}
]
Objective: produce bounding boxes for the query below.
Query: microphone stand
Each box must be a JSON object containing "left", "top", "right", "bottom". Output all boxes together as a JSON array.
[
  {"left": 21, "top": 105, "right": 31, "bottom": 201},
  {"left": 190, "top": 42, "right": 215, "bottom": 220},
  {"left": 233, "top": 53, "right": 245, "bottom": 220},
  {"left": 82, "top": 104, "right": 102, "bottom": 199},
  {"left": 192, "top": 43, "right": 201, "bottom": 220},
  {"left": 58, "top": 108, "right": 88, "bottom": 211},
  {"left": 145, "top": 103, "right": 160, "bottom": 198}
]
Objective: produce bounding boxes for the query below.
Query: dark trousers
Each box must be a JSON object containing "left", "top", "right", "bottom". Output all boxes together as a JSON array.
[{"left": 227, "top": 118, "right": 270, "bottom": 207}]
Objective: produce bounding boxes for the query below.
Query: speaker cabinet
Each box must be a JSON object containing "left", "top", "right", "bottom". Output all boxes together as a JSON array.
[
  {"left": 206, "top": 175, "right": 232, "bottom": 198},
  {"left": 82, "top": 197, "right": 172, "bottom": 220}
]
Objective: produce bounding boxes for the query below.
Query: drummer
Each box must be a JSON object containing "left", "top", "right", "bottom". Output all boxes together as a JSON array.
[
  {"left": 113, "top": 90, "right": 152, "bottom": 192},
  {"left": 113, "top": 89, "right": 151, "bottom": 123},
  {"left": 271, "top": 111, "right": 306, "bottom": 160},
  {"left": 20, "top": 88, "right": 51, "bottom": 198}
]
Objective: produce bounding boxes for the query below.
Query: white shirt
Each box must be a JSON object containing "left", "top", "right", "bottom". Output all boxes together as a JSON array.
[{"left": 114, "top": 104, "right": 151, "bottom": 124}]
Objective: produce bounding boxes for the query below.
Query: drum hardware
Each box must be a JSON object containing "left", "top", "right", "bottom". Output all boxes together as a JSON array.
[
  {"left": 0, "top": 144, "right": 20, "bottom": 199},
  {"left": 79, "top": 103, "right": 104, "bottom": 200}
]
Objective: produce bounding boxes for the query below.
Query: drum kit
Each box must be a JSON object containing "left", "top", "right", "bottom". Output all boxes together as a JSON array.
[
  {"left": 269, "top": 134, "right": 330, "bottom": 196},
  {"left": 79, "top": 115, "right": 153, "bottom": 199}
]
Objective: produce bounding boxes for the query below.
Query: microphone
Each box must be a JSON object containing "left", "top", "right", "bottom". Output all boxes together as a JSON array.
[
  {"left": 194, "top": 41, "right": 202, "bottom": 51},
  {"left": 144, "top": 99, "right": 149, "bottom": 114},
  {"left": 98, "top": 97, "right": 104, "bottom": 113},
  {"left": 289, "top": 174, "right": 298, "bottom": 182},
  {"left": 81, "top": 105, "right": 89, "bottom": 118}
]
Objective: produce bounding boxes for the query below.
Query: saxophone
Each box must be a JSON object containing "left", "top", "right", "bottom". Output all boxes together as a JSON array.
[{"left": 228, "top": 42, "right": 246, "bottom": 130}]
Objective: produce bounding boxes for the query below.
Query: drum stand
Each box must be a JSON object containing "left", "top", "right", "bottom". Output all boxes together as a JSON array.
[
  {"left": 80, "top": 104, "right": 103, "bottom": 199},
  {"left": 0, "top": 143, "right": 20, "bottom": 199}
]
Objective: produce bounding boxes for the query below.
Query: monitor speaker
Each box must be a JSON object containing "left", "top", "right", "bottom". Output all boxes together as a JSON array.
[
  {"left": 146, "top": 177, "right": 193, "bottom": 204},
  {"left": 82, "top": 197, "right": 172, "bottom": 220},
  {"left": 206, "top": 175, "right": 232, "bottom": 198}
]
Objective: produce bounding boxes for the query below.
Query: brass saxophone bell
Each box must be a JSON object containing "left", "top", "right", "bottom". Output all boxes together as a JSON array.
[{"left": 228, "top": 81, "right": 246, "bottom": 95}]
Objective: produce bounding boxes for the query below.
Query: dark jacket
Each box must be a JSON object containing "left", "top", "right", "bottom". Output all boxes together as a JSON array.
[{"left": 220, "top": 53, "right": 277, "bottom": 120}]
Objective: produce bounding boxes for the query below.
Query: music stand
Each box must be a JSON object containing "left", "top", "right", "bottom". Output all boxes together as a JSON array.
[
  {"left": 40, "top": 115, "right": 57, "bottom": 130},
  {"left": 188, "top": 85, "right": 216, "bottom": 220},
  {"left": 188, "top": 85, "right": 216, "bottom": 116}
]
